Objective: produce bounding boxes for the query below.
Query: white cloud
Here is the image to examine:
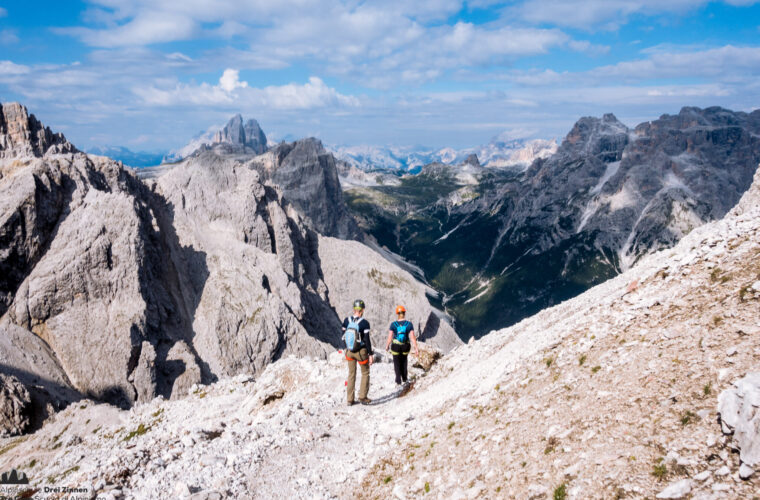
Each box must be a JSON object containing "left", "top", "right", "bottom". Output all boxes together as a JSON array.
[
  {"left": 55, "top": 12, "right": 197, "bottom": 47},
  {"left": 0, "top": 7, "right": 6, "bottom": 17},
  {"left": 218, "top": 69, "right": 247, "bottom": 92},
  {"left": 591, "top": 45, "right": 760, "bottom": 80},
  {"left": 0, "top": 60, "right": 30, "bottom": 76},
  {"left": 133, "top": 72, "right": 359, "bottom": 110},
  {"left": 515, "top": 0, "right": 759, "bottom": 30},
  {"left": 54, "top": 1, "right": 577, "bottom": 87},
  {"left": 0, "top": 30, "right": 19, "bottom": 44}
]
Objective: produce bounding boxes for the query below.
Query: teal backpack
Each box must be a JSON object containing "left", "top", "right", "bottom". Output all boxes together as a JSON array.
[
  {"left": 344, "top": 316, "right": 364, "bottom": 352},
  {"left": 392, "top": 321, "right": 411, "bottom": 343}
]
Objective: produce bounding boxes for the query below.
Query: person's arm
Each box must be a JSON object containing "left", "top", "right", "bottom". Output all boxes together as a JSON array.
[
  {"left": 362, "top": 319, "right": 374, "bottom": 364},
  {"left": 385, "top": 327, "right": 394, "bottom": 351},
  {"left": 410, "top": 327, "right": 419, "bottom": 356}
]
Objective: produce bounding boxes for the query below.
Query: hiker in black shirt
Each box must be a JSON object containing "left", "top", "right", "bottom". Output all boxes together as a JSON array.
[{"left": 342, "top": 299, "right": 373, "bottom": 405}]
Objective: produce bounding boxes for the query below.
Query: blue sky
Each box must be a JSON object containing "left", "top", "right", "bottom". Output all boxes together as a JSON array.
[{"left": 1, "top": 1, "right": 759, "bottom": 152}]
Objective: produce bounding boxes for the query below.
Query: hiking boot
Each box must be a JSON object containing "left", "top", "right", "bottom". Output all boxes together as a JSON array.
[
  {"left": 347, "top": 401, "right": 356, "bottom": 406},
  {"left": 359, "top": 397, "right": 372, "bottom": 405}
]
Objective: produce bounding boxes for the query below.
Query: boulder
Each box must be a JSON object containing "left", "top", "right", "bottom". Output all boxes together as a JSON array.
[
  {"left": 132, "top": 342, "right": 157, "bottom": 404},
  {"left": 655, "top": 479, "right": 692, "bottom": 499},
  {"left": 717, "top": 372, "right": 760, "bottom": 468},
  {"left": 0, "top": 373, "right": 32, "bottom": 436},
  {"left": 413, "top": 344, "right": 443, "bottom": 372}
]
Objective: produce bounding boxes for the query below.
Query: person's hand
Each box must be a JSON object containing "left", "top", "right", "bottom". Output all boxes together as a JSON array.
[
  {"left": 368, "top": 356, "right": 374, "bottom": 365},
  {"left": 415, "top": 350, "right": 420, "bottom": 357}
]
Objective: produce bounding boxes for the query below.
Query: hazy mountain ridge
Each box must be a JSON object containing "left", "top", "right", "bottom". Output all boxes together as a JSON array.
[
  {"left": 87, "top": 146, "right": 165, "bottom": 167},
  {"left": 331, "top": 137, "right": 557, "bottom": 172}
]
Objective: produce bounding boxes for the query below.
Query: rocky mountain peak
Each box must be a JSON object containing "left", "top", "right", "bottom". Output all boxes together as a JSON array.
[
  {"left": 560, "top": 112, "right": 629, "bottom": 161},
  {"left": 637, "top": 105, "right": 760, "bottom": 137},
  {"left": 211, "top": 113, "right": 267, "bottom": 155},
  {"left": 0, "top": 102, "right": 76, "bottom": 159},
  {"left": 463, "top": 153, "right": 480, "bottom": 167}
]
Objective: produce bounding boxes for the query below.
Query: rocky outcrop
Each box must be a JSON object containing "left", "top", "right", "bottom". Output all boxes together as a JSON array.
[
  {"left": 246, "top": 138, "right": 361, "bottom": 239},
  {"left": 0, "top": 102, "right": 76, "bottom": 159},
  {"left": 317, "top": 235, "right": 461, "bottom": 353},
  {"left": 0, "top": 373, "right": 32, "bottom": 436},
  {"left": 150, "top": 151, "right": 342, "bottom": 380},
  {"left": 718, "top": 373, "right": 760, "bottom": 478},
  {"left": 150, "top": 133, "right": 361, "bottom": 240}
]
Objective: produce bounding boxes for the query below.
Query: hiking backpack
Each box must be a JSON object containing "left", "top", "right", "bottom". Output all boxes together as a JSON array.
[
  {"left": 344, "top": 316, "right": 364, "bottom": 352},
  {"left": 392, "top": 321, "right": 411, "bottom": 343}
]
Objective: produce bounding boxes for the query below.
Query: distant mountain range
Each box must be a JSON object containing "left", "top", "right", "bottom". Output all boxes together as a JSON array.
[
  {"left": 330, "top": 137, "right": 557, "bottom": 172},
  {"left": 86, "top": 146, "right": 165, "bottom": 167},
  {"left": 158, "top": 117, "right": 557, "bottom": 172}
]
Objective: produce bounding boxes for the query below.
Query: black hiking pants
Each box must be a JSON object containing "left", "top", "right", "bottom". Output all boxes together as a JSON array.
[
  {"left": 391, "top": 341, "right": 411, "bottom": 384},
  {"left": 393, "top": 353, "right": 408, "bottom": 384}
]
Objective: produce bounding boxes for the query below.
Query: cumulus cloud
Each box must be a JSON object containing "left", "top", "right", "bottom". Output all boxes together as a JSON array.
[
  {"left": 133, "top": 71, "right": 359, "bottom": 109},
  {"left": 218, "top": 69, "right": 247, "bottom": 92}
]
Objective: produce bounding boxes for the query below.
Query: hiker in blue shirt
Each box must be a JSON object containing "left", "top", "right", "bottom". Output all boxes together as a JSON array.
[{"left": 385, "top": 305, "right": 419, "bottom": 386}]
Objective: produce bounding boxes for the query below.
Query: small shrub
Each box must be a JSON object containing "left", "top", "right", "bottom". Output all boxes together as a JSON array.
[
  {"left": 383, "top": 476, "right": 392, "bottom": 484},
  {"left": 591, "top": 365, "right": 601, "bottom": 374},
  {"left": 424, "top": 482, "right": 430, "bottom": 493},
  {"left": 680, "top": 410, "right": 696, "bottom": 426},
  {"left": 652, "top": 462, "right": 667, "bottom": 480},
  {"left": 448, "top": 422, "right": 455, "bottom": 430},
  {"left": 151, "top": 408, "right": 164, "bottom": 418},
  {"left": 544, "top": 437, "right": 559, "bottom": 455},
  {"left": 553, "top": 483, "right": 567, "bottom": 500},
  {"left": 544, "top": 357, "right": 553, "bottom": 368},
  {"left": 703, "top": 382, "right": 712, "bottom": 396},
  {"left": 578, "top": 354, "right": 587, "bottom": 366},
  {"left": 123, "top": 423, "right": 150, "bottom": 442},
  {"left": 712, "top": 315, "right": 723, "bottom": 327}
]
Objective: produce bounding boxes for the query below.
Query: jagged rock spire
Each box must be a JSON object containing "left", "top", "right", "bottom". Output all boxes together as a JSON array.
[{"left": 0, "top": 102, "right": 76, "bottom": 159}]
